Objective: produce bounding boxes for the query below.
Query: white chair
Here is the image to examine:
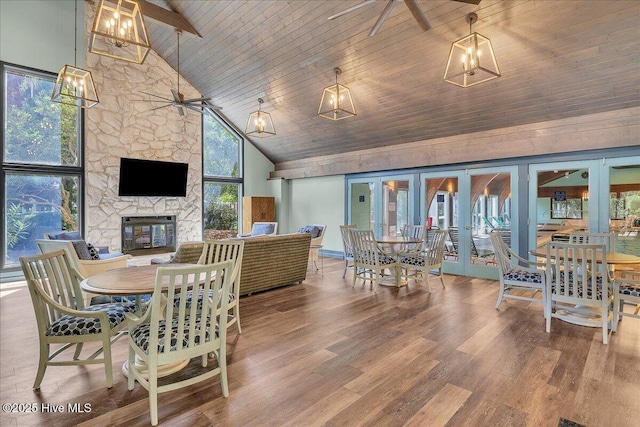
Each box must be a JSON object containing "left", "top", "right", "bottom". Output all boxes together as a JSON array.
[
  {"left": 401, "top": 224, "right": 425, "bottom": 240},
  {"left": 400, "top": 229, "right": 448, "bottom": 292},
  {"left": 35, "top": 239, "right": 131, "bottom": 306},
  {"left": 612, "top": 270, "right": 640, "bottom": 331},
  {"left": 300, "top": 224, "right": 326, "bottom": 270},
  {"left": 238, "top": 222, "right": 278, "bottom": 237},
  {"left": 489, "top": 231, "right": 546, "bottom": 313},
  {"left": 126, "top": 261, "right": 233, "bottom": 426},
  {"left": 568, "top": 231, "right": 615, "bottom": 250},
  {"left": 339, "top": 225, "right": 356, "bottom": 278},
  {"left": 545, "top": 242, "right": 614, "bottom": 344},
  {"left": 349, "top": 229, "right": 397, "bottom": 293},
  {"left": 20, "top": 250, "right": 136, "bottom": 389},
  {"left": 194, "top": 240, "right": 244, "bottom": 334}
]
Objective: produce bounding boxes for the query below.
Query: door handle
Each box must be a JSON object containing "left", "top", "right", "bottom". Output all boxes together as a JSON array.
[{"left": 464, "top": 226, "right": 472, "bottom": 230}]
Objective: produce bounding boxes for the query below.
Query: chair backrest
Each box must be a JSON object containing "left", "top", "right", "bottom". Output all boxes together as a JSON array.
[
  {"left": 546, "top": 241, "right": 610, "bottom": 305},
  {"left": 425, "top": 229, "right": 448, "bottom": 265},
  {"left": 402, "top": 225, "right": 425, "bottom": 240},
  {"left": 568, "top": 232, "right": 615, "bottom": 251},
  {"left": 20, "top": 250, "right": 85, "bottom": 333},
  {"left": 198, "top": 240, "right": 245, "bottom": 298},
  {"left": 340, "top": 224, "right": 356, "bottom": 257},
  {"left": 489, "top": 231, "right": 511, "bottom": 274},
  {"left": 250, "top": 222, "right": 278, "bottom": 236},
  {"left": 349, "top": 229, "right": 379, "bottom": 267},
  {"left": 35, "top": 239, "right": 83, "bottom": 272},
  {"left": 149, "top": 261, "right": 233, "bottom": 358},
  {"left": 447, "top": 227, "right": 480, "bottom": 257}
]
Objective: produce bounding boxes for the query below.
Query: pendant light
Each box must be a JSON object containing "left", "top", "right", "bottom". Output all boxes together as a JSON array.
[
  {"left": 245, "top": 98, "right": 276, "bottom": 138},
  {"left": 317, "top": 67, "right": 356, "bottom": 120},
  {"left": 51, "top": 0, "right": 99, "bottom": 108},
  {"left": 444, "top": 12, "right": 500, "bottom": 88}
]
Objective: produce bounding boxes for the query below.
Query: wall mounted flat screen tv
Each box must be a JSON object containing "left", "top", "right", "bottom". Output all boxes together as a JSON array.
[{"left": 118, "top": 158, "right": 188, "bottom": 197}]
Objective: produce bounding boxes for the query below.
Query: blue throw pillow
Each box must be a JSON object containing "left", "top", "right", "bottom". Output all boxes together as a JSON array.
[
  {"left": 49, "top": 231, "right": 82, "bottom": 241},
  {"left": 299, "top": 225, "right": 321, "bottom": 238}
]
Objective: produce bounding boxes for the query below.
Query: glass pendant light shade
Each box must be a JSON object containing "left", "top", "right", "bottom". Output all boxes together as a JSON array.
[
  {"left": 52, "top": 65, "right": 99, "bottom": 108},
  {"left": 246, "top": 98, "right": 276, "bottom": 138},
  {"left": 444, "top": 13, "right": 500, "bottom": 88},
  {"left": 318, "top": 67, "right": 356, "bottom": 120},
  {"left": 89, "top": 0, "right": 151, "bottom": 64}
]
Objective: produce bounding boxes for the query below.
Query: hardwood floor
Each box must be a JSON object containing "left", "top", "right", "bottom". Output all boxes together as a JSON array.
[{"left": 1, "top": 258, "right": 639, "bottom": 427}]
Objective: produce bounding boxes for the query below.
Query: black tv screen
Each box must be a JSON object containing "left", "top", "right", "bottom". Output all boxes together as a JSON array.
[{"left": 118, "top": 158, "right": 188, "bottom": 197}]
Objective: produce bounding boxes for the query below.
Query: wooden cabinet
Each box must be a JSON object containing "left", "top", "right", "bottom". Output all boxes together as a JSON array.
[{"left": 242, "top": 196, "right": 275, "bottom": 234}]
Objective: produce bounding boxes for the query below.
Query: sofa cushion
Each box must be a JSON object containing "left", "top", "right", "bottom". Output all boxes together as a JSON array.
[
  {"left": 252, "top": 223, "right": 275, "bottom": 235},
  {"left": 299, "top": 225, "right": 321, "bottom": 238},
  {"left": 48, "top": 231, "right": 82, "bottom": 241},
  {"left": 86, "top": 243, "right": 101, "bottom": 260},
  {"left": 70, "top": 240, "right": 92, "bottom": 260}
]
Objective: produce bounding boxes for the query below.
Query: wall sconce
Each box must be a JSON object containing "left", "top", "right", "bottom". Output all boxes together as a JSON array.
[
  {"left": 89, "top": 0, "right": 151, "bottom": 64},
  {"left": 444, "top": 12, "right": 500, "bottom": 88},
  {"left": 245, "top": 98, "right": 276, "bottom": 138},
  {"left": 51, "top": 0, "right": 99, "bottom": 108},
  {"left": 318, "top": 67, "right": 356, "bottom": 120}
]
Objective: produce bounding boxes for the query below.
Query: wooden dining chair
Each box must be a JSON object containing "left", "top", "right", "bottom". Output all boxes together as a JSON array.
[
  {"left": 170, "top": 240, "right": 244, "bottom": 333},
  {"left": 126, "top": 261, "right": 233, "bottom": 426},
  {"left": 400, "top": 229, "right": 448, "bottom": 292},
  {"left": 339, "top": 224, "right": 356, "bottom": 278},
  {"left": 349, "top": 229, "right": 397, "bottom": 293},
  {"left": 545, "top": 242, "right": 614, "bottom": 344},
  {"left": 20, "top": 250, "right": 136, "bottom": 389},
  {"left": 489, "top": 231, "right": 546, "bottom": 313},
  {"left": 612, "top": 270, "right": 640, "bottom": 331}
]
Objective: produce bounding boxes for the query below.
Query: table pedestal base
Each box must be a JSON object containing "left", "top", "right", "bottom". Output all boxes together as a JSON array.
[{"left": 122, "top": 357, "right": 189, "bottom": 379}]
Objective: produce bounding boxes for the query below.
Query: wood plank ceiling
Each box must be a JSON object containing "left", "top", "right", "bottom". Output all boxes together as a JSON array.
[{"left": 142, "top": 1, "right": 640, "bottom": 170}]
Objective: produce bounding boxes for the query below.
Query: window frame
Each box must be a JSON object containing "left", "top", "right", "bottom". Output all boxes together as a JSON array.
[{"left": 1, "top": 61, "right": 85, "bottom": 274}]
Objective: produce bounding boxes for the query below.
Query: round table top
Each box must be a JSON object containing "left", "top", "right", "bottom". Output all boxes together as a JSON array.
[
  {"left": 80, "top": 263, "right": 195, "bottom": 296},
  {"left": 530, "top": 249, "right": 640, "bottom": 265},
  {"left": 375, "top": 236, "right": 422, "bottom": 244}
]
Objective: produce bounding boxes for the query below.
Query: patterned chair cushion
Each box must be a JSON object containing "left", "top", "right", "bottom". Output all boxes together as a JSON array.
[
  {"left": 550, "top": 274, "right": 611, "bottom": 299},
  {"left": 130, "top": 315, "right": 216, "bottom": 354},
  {"left": 619, "top": 284, "right": 640, "bottom": 297},
  {"left": 400, "top": 255, "right": 425, "bottom": 267},
  {"left": 354, "top": 250, "right": 396, "bottom": 265},
  {"left": 172, "top": 290, "right": 236, "bottom": 310},
  {"left": 504, "top": 269, "right": 543, "bottom": 284},
  {"left": 46, "top": 301, "right": 137, "bottom": 336}
]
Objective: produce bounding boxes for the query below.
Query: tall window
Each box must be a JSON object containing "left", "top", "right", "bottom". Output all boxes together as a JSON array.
[
  {"left": 1, "top": 63, "right": 83, "bottom": 271},
  {"left": 202, "top": 110, "right": 242, "bottom": 240}
]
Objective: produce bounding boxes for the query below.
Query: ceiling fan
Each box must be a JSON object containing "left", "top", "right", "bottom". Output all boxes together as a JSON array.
[
  {"left": 138, "top": 29, "right": 221, "bottom": 116},
  {"left": 328, "top": 0, "right": 482, "bottom": 37}
]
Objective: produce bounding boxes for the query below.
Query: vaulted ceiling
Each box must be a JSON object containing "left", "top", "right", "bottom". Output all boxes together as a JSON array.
[{"left": 141, "top": 1, "right": 640, "bottom": 167}]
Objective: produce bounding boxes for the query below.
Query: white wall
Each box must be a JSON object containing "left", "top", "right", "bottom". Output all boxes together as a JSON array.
[
  {"left": 288, "top": 175, "right": 345, "bottom": 253},
  {"left": 0, "top": 0, "right": 83, "bottom": 72}
]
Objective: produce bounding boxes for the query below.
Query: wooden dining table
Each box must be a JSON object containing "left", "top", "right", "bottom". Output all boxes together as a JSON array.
[
  {"left": 375, "top": 235, "right": 422, "bottom": 287},
  {"left": 81, "top": 263, "right": 195, "bottom": 377}
]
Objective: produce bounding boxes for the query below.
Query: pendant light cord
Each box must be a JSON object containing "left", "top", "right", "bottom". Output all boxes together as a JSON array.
[{"left": 74, "top": 0, "right": 78, "bottom": 66}]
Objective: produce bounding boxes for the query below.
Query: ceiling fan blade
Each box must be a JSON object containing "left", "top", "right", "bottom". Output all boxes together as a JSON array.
[
  {"left": 138, "top": 91, "right": 174, "bottom": 102},
  {"left": 182, "top": 96, "right": 211, "bottom": 103},
  {"left": 369, "top": 0, "right": 398, "bottom": 37},
  {"left": 202, "top": 102, "right": 223, "bottom": 110},
  {"left": 451, "top": 0, "right": 481, "bottom": 4},
  {"left": 328, "top": 0, "right": 379, "bottom": 20},
  {"left": 404, "top": 0, "right": 431, "bottom": 31},
  {"left": 174, "top": 105, "right": 186, "bottom": 116},
  {"left": 150, "top": 104, "right": 172, "bottom": 111}
]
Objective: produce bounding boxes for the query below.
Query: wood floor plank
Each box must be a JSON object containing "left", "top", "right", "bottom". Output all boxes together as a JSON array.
[{"left": 2, "top": 256, "right": 640, "bottom": 426}]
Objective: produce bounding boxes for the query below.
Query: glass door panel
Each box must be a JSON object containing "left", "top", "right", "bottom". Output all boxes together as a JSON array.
[
  {"left": 607, "top": 159, "right": 640, "bottom": 256},
  {"left": 348, "top": 175, "right": 414, "bottom": 238}
]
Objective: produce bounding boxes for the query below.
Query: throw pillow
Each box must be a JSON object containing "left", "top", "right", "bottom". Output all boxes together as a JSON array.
[
  {"left": 70, "top": 240, "right": 92, "bottom": 260},
  {"left": 300, "top": 225, "right": 321, "bottom": 238},
  {"left": 86, "top": 243, "right": 101, "bottom": 260}
]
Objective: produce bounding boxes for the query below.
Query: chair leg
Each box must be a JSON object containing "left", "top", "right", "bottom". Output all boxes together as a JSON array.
[
  {"left": 33, "top": 342, "right": 49, "bottom": 389},
  {"left": 102, "top": 335, "right": 113, "bottom": 389},
  {"left": 73, "top": 343, "right": 84, "bottom": 360},
  {"left": 127, "top": 344, "right": 135, "bottom": 391},
  {"left": 343, "top": 259, "right": 348, "bottom": 278},
  {"left": 612, "top": 298, "right": 620, "bottom": 332},
  {"left": 438, "top": 266, "right": 446, "bottom": 288},
  {"left": 149, "top": 366, "right": 159, "bottom": 426},
  {"left": 234, "top": 305, "right": 242, "bottom": 335},
  {"left": 495, "top": 281, "right": 506, "bottom": 309},
  {"left": 423, "top": 267, "right": 432, "bottom": 293},
  {"left": 219, "top": 344, "right": 229, "bottom": 397}
]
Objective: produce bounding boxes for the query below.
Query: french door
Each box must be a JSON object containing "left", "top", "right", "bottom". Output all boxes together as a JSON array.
[
  {"left": 347, "top": 174, "right": 415, "bottom": 238},
  {"left": 420, "top": 166, "right": 518, "bottom": 278}
]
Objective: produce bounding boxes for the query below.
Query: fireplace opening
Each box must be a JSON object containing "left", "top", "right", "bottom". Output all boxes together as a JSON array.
[{"left": 121, "top": 215, "right": 177, "bottom": 255}]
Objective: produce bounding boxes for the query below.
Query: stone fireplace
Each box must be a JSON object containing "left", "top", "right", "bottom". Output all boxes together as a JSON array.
[{"left": 121, "top": 216, "right": 177, "bottom": 256}]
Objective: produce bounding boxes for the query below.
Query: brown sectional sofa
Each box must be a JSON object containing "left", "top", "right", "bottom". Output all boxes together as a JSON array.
[{"left": 237, "top": 232, "right": 311, "bottom": 296}]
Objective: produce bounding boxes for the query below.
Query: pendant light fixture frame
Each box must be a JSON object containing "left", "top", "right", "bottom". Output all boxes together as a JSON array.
[
  {"left": 51, "top": 0, "right": 99, "bottom": 109},
  {"left": 444, "top": 12, "right": 501, "bottom": 88},
  {"left": 317, "top": 67, "right": 356, "bottom": 120},
  {"left": 245, "top": 98, "right": 276, "bottom": 138},
  {"left": 89, "top": 0, "right": 151, "bottom": 64}
]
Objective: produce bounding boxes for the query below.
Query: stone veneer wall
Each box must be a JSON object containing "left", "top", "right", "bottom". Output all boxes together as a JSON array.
[{"left": 83, "top": 5, "right": 202, "bottom": 251}]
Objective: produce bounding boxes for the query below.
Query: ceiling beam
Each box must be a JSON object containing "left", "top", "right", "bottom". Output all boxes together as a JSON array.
[{"left": 137, "top": 0, "right": 201, "bottom": 37}]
